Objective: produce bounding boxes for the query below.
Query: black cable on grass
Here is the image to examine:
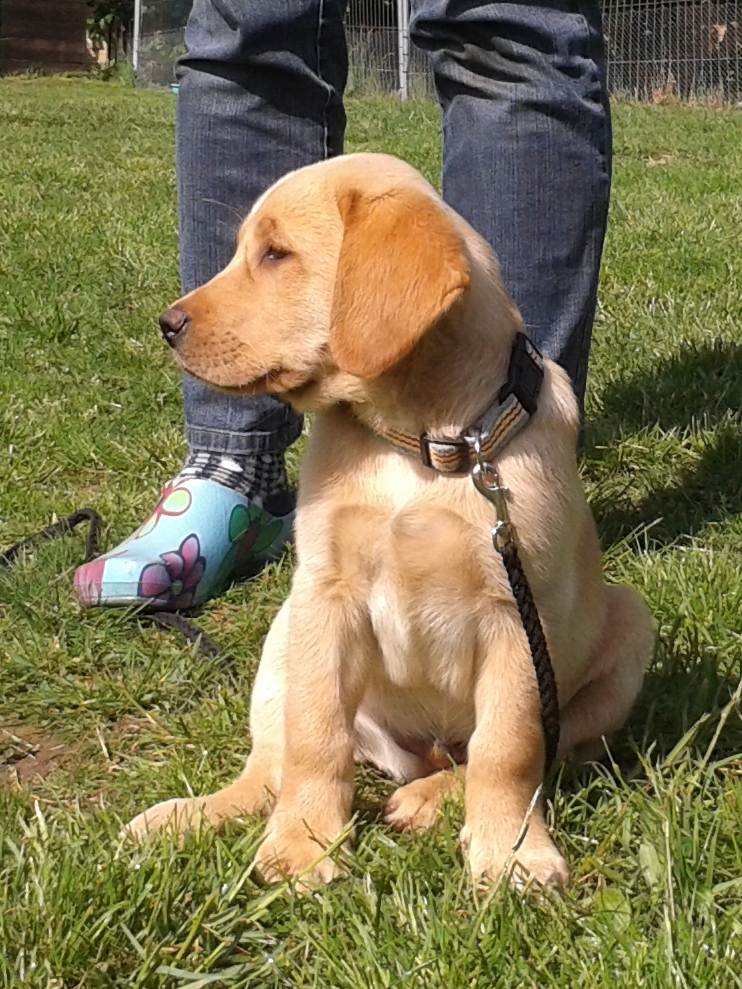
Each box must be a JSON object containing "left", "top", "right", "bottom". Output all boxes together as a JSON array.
[
  {"left": 0, "top": 508, "right": 103, "bottom": 568},
  {"left": 144, "top": 611, "right": 222, "bottom": 659}
]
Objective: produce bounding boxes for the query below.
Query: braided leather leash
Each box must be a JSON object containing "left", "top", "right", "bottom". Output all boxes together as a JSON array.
[
  {"left": 471, "top": 440, "right": 560, "bottom": 774},
  {"left": 499, "top": 541, "right": 560, "bottom": 771},
  {"left": 0, "top": 510, "right": 221, "bottom": 657}
]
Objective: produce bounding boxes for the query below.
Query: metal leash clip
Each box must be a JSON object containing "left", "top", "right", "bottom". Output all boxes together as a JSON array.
[{"left": 468, "top": 431, "right": 513, "bottom": 551}]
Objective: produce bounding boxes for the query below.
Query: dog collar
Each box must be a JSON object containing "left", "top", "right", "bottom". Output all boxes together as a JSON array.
[{"left": 370, "top": 332, "right": 544, "bottom": 474}]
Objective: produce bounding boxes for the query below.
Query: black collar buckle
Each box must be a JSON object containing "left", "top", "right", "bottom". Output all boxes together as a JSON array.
[{"left": 497, "top": 332, "right": 544, "bottom": 416}]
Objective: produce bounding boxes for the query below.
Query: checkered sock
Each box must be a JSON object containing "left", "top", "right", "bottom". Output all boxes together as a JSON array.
[{"left": 180, "top": 451, "right": 294, "bottom": 516}]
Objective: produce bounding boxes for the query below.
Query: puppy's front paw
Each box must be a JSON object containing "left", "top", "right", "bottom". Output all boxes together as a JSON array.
[
  {"left": 461, "top": 823, "right": 569, "bottom": 891},
  {"left": 255, "top": 821, "right": 346, "bottom": 887},
  {"left": 125, "top": 797, "right": 212, "bottom": 841}
]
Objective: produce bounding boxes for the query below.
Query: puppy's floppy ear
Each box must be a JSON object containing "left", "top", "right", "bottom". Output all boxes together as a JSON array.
[{"left": 329, "top": 188, "right": 470, "bottom": 379}]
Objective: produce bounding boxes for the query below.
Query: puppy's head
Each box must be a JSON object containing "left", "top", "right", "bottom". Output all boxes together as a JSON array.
[{"left": 161, "top": 154, "right": 470, "bottom": 407}]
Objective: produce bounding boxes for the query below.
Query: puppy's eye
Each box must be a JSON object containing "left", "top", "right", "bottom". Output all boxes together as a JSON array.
[{"left": 262, "top": 246, "right": 290, "bottom": 265}]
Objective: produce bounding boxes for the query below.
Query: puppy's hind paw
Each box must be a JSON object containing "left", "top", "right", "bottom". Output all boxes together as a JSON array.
[
  {"left": 124, "top": 797, "right": 213, "bottom": 843},
  {"left": 384, "top": 771, "right": 463, "bottom": 832}
]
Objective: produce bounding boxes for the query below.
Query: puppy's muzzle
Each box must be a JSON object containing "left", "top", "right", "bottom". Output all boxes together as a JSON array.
[{"left": 159, "top": 307, "right": 190, "bottom": 348}]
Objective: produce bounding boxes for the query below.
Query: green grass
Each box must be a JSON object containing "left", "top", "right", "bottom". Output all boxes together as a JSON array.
[{"left": 2, "top": 77, "right": 742, "bottom": 986}]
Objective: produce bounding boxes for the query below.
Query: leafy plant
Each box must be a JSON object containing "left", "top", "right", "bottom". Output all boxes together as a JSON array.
[{"left": 87, "top": 0, "right": 135, "bottom": 64}]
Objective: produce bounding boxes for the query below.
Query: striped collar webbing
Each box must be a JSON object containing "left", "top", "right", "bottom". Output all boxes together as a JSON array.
[{"left": 365, "top": 332, "right": 544, "bottom": 475}]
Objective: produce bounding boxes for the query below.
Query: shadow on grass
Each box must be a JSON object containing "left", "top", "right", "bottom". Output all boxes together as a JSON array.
[
  {"left": 629, "top": 651, "right": 741, "bottom": 762},
  {"left": 566, "top": 339, "right": 742, "bottom": 776},
  {"left": 586, "top": 339, "right": 742, "bottom": 549}
]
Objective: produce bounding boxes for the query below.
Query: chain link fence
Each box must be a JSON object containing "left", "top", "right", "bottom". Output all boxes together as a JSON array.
[
  {"left": 136, "top": 0, "right": 742, "bottom": 104},
  {"left": 136, "top": 0, "right": 189, "bottom": 88},
  {"left": 345, "top": 0, "right": 433, "bottom": 96},
  {"left": 605, "top": 0, "right": 741, "bottom": 102}
]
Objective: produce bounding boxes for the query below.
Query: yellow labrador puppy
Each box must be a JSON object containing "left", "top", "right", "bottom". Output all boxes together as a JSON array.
[{"left": 127, "top": 153, "right": 654, "bottom": 888}]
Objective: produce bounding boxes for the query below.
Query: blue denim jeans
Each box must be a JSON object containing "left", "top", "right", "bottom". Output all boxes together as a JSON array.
[{"left": 177, "top": 0, "right": 611, "bottom": 456}]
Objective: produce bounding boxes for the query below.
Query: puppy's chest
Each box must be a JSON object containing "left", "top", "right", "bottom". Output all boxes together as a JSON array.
[{"left": 334, "top": 502, "right": 490, "bottom": 694}]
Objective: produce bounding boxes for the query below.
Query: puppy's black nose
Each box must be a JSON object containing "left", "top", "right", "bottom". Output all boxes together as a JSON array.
[{"left": 159, "top": 307, "right": 190, "bottom": 347}]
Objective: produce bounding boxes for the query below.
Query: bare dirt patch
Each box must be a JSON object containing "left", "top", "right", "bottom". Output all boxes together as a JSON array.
[{"left": 0, "top": 722, "right": 79, "bottom": 786}]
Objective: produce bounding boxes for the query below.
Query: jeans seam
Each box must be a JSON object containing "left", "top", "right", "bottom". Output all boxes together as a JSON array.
[{"left": 316, "top": 0, "right": 330, "bottom": 159}]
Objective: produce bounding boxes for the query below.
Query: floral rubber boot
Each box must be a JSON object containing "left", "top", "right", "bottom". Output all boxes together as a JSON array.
[{"left": 74, "top": 476, "right": 293, "bottom": 610}]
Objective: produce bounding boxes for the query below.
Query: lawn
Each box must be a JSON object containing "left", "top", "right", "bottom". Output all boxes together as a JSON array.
[{"left": 1, "top": 77, "right": 742, "bottom": 987}]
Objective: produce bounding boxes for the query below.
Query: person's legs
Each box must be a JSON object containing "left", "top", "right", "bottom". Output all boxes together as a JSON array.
[
  {"left": 76, "top": 0, "right": 348, "bottom": 609},
  {"left": 411, "top": 0, "right": 612, "bottom": 408}
]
